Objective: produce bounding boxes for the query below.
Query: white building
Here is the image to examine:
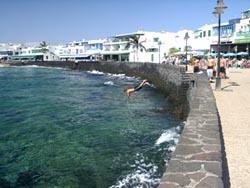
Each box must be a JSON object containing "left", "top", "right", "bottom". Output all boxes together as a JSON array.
[
  {"left": 0, "top": 43, "right": 24, "bottom": 60},
  {"left": 11, "top": 46, "right": 57, "bottom": 61},
  {"left": 52, "top": 39, "right": 104, "bottom": 61},
  {"left": 102, "top": 30, "right": 194, "bottom": 63},
  {"left": 193, "top": 9, "right": 250, "bottom": 55}
]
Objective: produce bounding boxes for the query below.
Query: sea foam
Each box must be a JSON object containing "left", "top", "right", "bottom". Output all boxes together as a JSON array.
[
  {"left": 109, "top": 153, "right": 160, "bottom": 188},
  {"left": 87, "top": 70, "right": 105, "bottom": 75},
  {"left": 104, "top": 81, "right": 115, "bottom": 86},
  {"left": 155, "top": 126, "right": 182, "bottom": 146}
]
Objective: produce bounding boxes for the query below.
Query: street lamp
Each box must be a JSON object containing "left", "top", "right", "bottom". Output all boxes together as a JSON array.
[
  {"left": 158, "top": 41, "right": 162, "bottom": 64},
  {"left": 184, "top": 32, "right": 190, "bottom": 71},
  {"left": 213, "top": 0, "right": 227, "bottom": 90}
]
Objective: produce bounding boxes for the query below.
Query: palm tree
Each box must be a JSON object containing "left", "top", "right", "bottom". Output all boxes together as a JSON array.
[
  {"left": 125, "top": 34, "right": 147, "bottom": 62},
  {"left": 39, "top": 41, "right": 49, "bottom": 61},
  {"left": 39, "top": 41, "right": 49, "bottom": 52}
]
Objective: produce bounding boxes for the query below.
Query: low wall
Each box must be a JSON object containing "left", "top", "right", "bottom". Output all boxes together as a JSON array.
[
  {"left": 8, "top": 61, "right": 227, "bottom": 188},
  {"left": 158, "top": 74, "right": 228, "bottom": 188}
]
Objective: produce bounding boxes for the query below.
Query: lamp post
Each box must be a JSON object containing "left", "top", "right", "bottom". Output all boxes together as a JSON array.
[
  {"left": 213, "top": 0, "right": 227, "bottom": 90},
  {"left": 184, "top": 32, "right": 190, "bottom": 71},
  {"left": 158, "top": 41, "right": 162, "bottom": 64}
]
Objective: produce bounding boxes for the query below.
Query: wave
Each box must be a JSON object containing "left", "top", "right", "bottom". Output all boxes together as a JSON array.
[
  {"left": 104, "top": 81, "right": 115, "bottom": 86},
  {"left": 9, "top": 65, "right": 66, "bottom": 70},
  {"left": 24, "top": 65, "right": 40, "bottom": 68},
  {"left": 155, "top": 125, "right": 182, "bottom": 150},
  {"left": 87, "top": 70, "right": 105, "bottom": 75},
  {"left": 84, "top": 70, "right": 148, "bottom": 86},
  {"left": 109, "top": 153, "right": 160, "bottom": 188}
]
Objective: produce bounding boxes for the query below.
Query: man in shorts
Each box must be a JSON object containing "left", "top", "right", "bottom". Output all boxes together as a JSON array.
[
  {"left": 124, "top": 79, "right": 148, "bottom": 97},
  {"left": 193, "top": 57, "right": 201, "bottom": 73},
  {"left": 207, "top": 56, "right": 215, "bottom": 82},
  {"left": 220, "top": 56, "right": 227, "bottom": 79}
]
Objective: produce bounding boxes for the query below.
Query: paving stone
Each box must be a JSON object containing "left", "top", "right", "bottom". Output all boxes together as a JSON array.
[
  {"left": 195, "top": 176, "right": 223, "bottom": 188},
  {"left": 178, "top": 137, "right": 198, "bottom": 145},
  {"left": 188, "top": 152, "right": 221, "bottom": 162},
  {"left": 161, "top": 174, "right": 191, "bottom": 187},
  {"left": 167, "top": 160, "right": 202, "bottom": 173},
  {"left": 203, "top": 145, "right": 221, "bottom": 153},
  {"left": 198, "top": 130, "right": 220, "bottom": 139},
  {"left": 203, "top": 138, "right": 221, "bottom": 145},
  {"left": 158, "top": 182, "right": 182, "bottom": 188},
  {"left": 174, "top": 145, "right": 203, "bottom": 156},
  {"left": 204, "top": 162, "right": 223, "bottom": 177},
  {"left": 187, "top": 172, "right": 206, "bottom": 182}
]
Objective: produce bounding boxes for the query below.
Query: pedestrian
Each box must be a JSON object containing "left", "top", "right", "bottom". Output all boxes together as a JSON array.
[{"left": 207, "top": 56, "right": 215, "bottom": 82}]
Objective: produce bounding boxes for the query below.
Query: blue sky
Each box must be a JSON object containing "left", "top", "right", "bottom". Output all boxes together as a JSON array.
[{"left": 0, "top": 0, "right": 249, "bottom": 44}]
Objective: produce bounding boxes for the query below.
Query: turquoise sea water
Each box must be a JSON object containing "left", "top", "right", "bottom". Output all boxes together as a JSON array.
[{"left": 0, "top": 66, "right": 183, "bottom": 188}]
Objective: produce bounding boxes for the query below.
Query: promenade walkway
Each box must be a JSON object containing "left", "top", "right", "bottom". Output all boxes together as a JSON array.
[{"left": 212, "top": 68, "right": 250, "bottom": 188}]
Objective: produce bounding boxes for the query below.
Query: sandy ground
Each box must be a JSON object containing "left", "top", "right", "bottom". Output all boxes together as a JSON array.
[{"left": 211, "top": 68, "right": 250, "bottom": 188}]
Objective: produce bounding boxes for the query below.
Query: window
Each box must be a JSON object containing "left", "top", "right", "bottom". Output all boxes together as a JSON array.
[
  {"left": 148, "top": 48, "right": 158, "bottom": 52},
  {"left": 153, "top": 38, "right": 159, "bottom": 42},
  {"left": 208, "top": 30, "right": 211, "bottom": 37},
  {"left": 203, "top": 31, "right": 206, "bottom": 37},
  {"left": 200, "top": 32, "right": 202, "bottom": 38},
  {"left": 140, "top": 48, "right": 145, "bottom": 52}
]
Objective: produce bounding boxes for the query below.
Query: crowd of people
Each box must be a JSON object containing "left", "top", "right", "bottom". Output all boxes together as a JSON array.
[
  {"left": 189, "top": 55, "right": 250, "bottom": 81},
  {"left": 162, "top": 54, "right": 250, "bottom": 82}
]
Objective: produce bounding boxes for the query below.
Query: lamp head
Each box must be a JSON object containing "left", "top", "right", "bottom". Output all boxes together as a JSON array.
[
  {"left": 184, "top": 32, "right": 190, "bottom": 40},
  {"left": 214, "top": 0, "right": 227, "bottom": 14}
]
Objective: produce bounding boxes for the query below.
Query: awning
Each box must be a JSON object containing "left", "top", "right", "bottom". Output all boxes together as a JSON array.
[
  {"left": 236, "top": 52, "right": 249, "bottom": 56},
  {"left": 11, "top": 55, "right": 42, "bottom": 59},
  {"left": 59, "top": 55, "right": 91, "bottom": 58},
  {"left": 223, "top": 53, "right": 236, "bottom": 57}
]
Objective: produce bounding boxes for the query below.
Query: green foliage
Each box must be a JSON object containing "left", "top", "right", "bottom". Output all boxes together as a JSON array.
[
  {"left": 124, "top": 35, "right": 147, "bottom": 62},
  {"left": 39, "top": 41, "right": 48, "bottom": 53},
  {"left": 169, "top": 47, "right": 179, "bottom": 54},
  {"left": 125, "top": 35, "right": 147, "bottom": 52}
]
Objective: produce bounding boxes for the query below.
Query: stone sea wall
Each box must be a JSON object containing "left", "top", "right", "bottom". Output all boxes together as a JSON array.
[
  {"left": 8, "top": 61, "right": 227, "bottom": 188},
  {"left": 158, "top": 75, "right": 228, "bottom": 188}
]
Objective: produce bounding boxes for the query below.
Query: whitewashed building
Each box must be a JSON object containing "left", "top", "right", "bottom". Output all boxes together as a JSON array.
[
  {"left": 0, "top": 43, "right": 24, "bottom": 60},
  {"left": 194, "top": 9, "right": 250, "bottom": 55},
  {"left": 11, "top": 46, "right": 57, "bottom": 61},
  {"left": 52, "top": 39, "right": 104, "bottom": 61},
  {"left": 102, "top": 30, "right": 194, "bottom": 63}
]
